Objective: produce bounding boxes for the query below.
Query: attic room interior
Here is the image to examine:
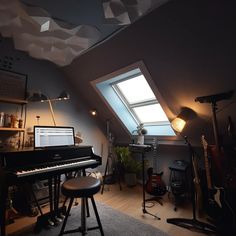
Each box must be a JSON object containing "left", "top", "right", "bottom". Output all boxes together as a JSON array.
[{"left": 0, "top": 0, "right": 236, "bottom": 235}]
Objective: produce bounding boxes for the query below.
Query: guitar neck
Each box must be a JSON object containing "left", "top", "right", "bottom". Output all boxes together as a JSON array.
[
  {"left": 204, "top": 144, "right": 213, "bottom": 189},
  {"left": 202, "top": 135, "right": 213, "bottom": 189},
  {"left": 152, "top": 138, "right": 158, "bottom": 173}
]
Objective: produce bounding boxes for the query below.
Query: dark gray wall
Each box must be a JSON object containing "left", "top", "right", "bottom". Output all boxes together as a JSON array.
[
  {"left": 0, "top": 37, "right": 108, "bottom": 173},
  {"left": 63, "top": 0, "right": 236, "bottom": 147}
]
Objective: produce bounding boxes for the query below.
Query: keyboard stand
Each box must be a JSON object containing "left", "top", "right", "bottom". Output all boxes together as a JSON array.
[{"left": 129, "top": 144, "right": 160, "bottom": 220}]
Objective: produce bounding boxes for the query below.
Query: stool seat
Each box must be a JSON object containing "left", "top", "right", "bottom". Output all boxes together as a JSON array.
[
  {"left": 59, "top": 176, "right": 104, "bottom": 236},
  {"left": 62, "top": 176, "right": 101, "bottom": 198}
]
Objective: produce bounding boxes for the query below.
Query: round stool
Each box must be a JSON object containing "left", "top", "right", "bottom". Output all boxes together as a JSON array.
[{"left": 59, "top": 176, "right": 104, "bottom": 236}]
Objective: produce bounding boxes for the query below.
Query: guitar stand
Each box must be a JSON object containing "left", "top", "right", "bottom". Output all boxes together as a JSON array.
[
  {"left": 140, "top": 146, "right": 161, "bottom": 220},
  {"left": 145, "top": 196, "right": 163, "bottom": 206},
  {"left": 167, "top": 137, "right": 217, "bottom": 234}
]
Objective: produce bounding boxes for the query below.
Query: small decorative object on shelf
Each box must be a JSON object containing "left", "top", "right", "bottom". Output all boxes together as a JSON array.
[
  {"left": 0, "top": 112, "right": 4, "bottom": 127},
  {"left": 133, "top": 123, "right": 147, "bottom": 145}
]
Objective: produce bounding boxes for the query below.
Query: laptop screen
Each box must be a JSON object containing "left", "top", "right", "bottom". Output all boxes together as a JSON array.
[{"left": 34, "top": 126, "right": 75, "bottom": 149}]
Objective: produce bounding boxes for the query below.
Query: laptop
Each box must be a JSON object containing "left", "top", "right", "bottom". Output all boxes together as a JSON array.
[{"left": 34, "top": 126, "right": 75, "bottom": 149}]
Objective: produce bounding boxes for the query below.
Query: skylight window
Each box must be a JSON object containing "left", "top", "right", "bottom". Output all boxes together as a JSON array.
[
  {"left": 113, "top": 74, "right": 169, "bottom": 125},
  {"left": 92, "top": 61, "right": 175, "bottom": 136},
  {"left": 116, "top": 75, "right": 155, "bottom": 104},
  {"left": 133, "top": 104, "right": 169, "bottom": 123}
]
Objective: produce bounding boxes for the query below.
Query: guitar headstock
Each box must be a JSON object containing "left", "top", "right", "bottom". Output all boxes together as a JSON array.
[{"left": 201, "top": 135, "right": 208, "bottom": 151}]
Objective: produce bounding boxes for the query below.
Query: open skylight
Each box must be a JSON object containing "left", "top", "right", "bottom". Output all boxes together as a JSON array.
[{"left": 92, "top": 61, "right": 175, "bottom": 136}]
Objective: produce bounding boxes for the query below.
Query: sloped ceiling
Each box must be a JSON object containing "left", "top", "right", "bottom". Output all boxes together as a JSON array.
[{"left": 62, "top": 0, "right": 236, "bottom": 146}]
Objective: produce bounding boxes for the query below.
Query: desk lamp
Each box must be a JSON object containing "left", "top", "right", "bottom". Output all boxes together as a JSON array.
[{"left": 28, "top": 90, "right": 70, "bottom": 126}]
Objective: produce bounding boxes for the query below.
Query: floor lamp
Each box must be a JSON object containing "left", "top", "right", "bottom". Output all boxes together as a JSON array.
[
  {"left": 28, "top": 90, "right": 70, "bottom": 126},
  {"left": 166, "top": 110, "right": 217, "bottom": 234}
]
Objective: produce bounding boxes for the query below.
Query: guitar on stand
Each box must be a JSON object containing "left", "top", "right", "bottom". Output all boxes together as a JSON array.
[
  {"left": 196, "top": 90, "right": 236, "bottom": 234},
  {"left": 101, "top": 120, "right": 122, "bottom": 194},
  {"left": 201, "top": 135, "right": 222, "bottom": 220},
  {"left": 191, "top": 152, "right": 203, "bottom": 218},
  {"left": 145, "top": 138, "right": 166, "bottom": 200}
]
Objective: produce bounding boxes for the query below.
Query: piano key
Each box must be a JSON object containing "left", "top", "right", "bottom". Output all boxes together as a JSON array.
[{"left": 16, "top": 159, "right": 98, "bottom": 177}]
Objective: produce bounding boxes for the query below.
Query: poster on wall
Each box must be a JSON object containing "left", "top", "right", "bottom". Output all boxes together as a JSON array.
[{"left": 0, "top": 69, "right": 27, "bottom": 100}]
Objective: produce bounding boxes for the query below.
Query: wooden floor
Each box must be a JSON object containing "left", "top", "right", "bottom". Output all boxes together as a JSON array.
[
  {"left": 95, "top": 183, "right": 213, "bottom": 236},
  {"left": 6, "top": 182, "right": 216, "bottom": 236}
]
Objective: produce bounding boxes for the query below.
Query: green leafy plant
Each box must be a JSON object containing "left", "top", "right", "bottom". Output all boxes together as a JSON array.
[
  {"left": 132, "top": 123, "right": 147, "bottom": 135},
  {"left": 114, "top": 146, "right": 142, "bottom": 174}
]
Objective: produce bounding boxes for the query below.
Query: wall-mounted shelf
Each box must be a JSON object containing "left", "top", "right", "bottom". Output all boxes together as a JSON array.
[
  {"left": 0, "top": 127, "right": 25, "bottom": 132},
  {"left": 0, "top": 97, "right": 28, "bottom": 105}
]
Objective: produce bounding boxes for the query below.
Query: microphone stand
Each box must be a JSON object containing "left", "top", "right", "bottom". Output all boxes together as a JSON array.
[{"left": 166, "top": 136, "right": 217, "bottom": 234}]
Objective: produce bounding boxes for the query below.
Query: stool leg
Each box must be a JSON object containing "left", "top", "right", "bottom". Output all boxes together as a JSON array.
[
  {"left": 86, "top": 197, "right": 90, "bottom": 217},
  {"left": 59, "top": 197, "right": 74, "bottom": 236},
  {"left": 81, "top": 197, "right": 87, "bottom": 235},
  {"left": 90, "top": 196, "right": 104, "bottom": 236}
]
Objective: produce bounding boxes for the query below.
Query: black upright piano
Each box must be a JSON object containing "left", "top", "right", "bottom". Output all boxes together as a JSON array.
[{"left": 0, "top": 145, "right": 101, "bottom": 236}]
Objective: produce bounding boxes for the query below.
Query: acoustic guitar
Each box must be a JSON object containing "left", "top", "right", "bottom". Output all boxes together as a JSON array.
[{"left": 145, "top": 138, "right": 166, "bottom": 196}]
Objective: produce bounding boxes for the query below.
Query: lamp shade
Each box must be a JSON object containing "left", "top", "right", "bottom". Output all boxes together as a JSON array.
[
  {"left": 171, "top": 107, "right": 196, "bottom": 133},
  {"left": 171, "top": 117, "right": 186, "bottom": 133},
  {"left": 28, "top": 92, "right": 48, "bottom": 102},
  {"left": 57, "top": 90, "right": 70, "bottom": 100}
]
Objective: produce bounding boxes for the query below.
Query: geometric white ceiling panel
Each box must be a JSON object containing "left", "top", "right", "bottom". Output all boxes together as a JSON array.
[
  {"left": 102, "top": 0, "right": 170, "bottom": 25},
  {"left": 0, "top": 0, "right": 170, "bottom": 66},
  {"left": 0, "top": 0, "right": 101, "bottom": 66}
]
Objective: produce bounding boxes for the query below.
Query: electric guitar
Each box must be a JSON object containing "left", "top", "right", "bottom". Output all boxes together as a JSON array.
[
  {"left": 192, "top": 154, "right": 203, "bottom": 217},
  {"left": 145, "top": 138, "right": 166, "bottom": 196},
  {"left": 202, "top": 135, "right": 236, "bottom": 231},
  {"left": 201, "top": 135, "right": 222, "bottom": 219}
]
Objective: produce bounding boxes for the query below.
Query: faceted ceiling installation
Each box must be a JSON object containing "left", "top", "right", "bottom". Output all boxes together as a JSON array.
[
  {"left": 102, "top": 0, "right": 170, "bottom": 25},
  {"left": 0, "top": 0, "right": 101, "bottom": 66},
  {"left": 0, "top": 0, "right": 170, "bottom": 66}
]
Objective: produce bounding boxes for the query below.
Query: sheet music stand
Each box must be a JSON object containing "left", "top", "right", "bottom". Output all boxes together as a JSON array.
[{"left": 129, "top": 144, "right": 161, "bottom": 219}]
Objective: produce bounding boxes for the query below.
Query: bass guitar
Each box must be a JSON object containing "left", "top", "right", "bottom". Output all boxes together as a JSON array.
[{"left": 145, "top": 138, "right": 166, "bottom": 196}]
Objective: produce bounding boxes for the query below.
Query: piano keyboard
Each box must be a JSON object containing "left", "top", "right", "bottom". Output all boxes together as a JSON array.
[{"left": 16, "top": 159, "right": 98, "bottom": 178}]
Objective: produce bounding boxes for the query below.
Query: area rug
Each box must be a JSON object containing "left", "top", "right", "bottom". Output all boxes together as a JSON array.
[{"left": 10, "top": 201, "right": 169, "bottom": 236}]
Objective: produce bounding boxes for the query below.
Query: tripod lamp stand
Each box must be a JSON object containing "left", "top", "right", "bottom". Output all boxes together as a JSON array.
[{"left": 166, "top": 108, "right": 217, "bottom": 234}]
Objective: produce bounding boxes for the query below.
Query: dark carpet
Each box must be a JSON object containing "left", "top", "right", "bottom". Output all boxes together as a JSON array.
[{"left": 10, "top": 201, "right": 169, "bottom": 236}]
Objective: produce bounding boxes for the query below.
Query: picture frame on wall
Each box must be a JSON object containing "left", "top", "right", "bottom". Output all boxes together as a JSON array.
[{"left": 0, "top": 69, "right": 27, "bottom": 100}]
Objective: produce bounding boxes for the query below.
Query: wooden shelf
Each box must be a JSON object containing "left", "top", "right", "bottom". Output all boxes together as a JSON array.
[
  {"left": 0, "top": 97, "right": 28, "bottom": 104},
  {"left": 0, "top": 127, "right": 25, "bottom": 132}
]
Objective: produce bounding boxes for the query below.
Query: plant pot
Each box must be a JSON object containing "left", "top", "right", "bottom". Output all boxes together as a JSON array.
[
  {"left": 137, "top": 135, "right": 144, "bottom": 145},
  {"left": 124, "top": 173, "right": 137, "bottom": 187}
]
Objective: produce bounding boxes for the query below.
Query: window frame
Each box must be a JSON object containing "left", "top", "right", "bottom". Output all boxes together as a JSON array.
[
  {"left": 91, "top": 61, "right": 175, "bottom": 137},
  {"left": 112, "top": 76, "right": 169, "bottom": 126}
]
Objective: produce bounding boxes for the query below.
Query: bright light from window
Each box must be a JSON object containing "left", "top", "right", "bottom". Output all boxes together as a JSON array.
[
  {"left": 93, "top": 61, "right": 175, "bottom": 136},
  {"left": 133, "top": 104, "right": 169, "bottom": 123},
  {"left": 116, "top": 75, "right": 155, "bottom": 104}
]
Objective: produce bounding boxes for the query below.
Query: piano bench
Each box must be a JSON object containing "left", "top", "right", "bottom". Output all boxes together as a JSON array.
[{"left": 59, "top": 176, "right": 104, "bottom": 236}]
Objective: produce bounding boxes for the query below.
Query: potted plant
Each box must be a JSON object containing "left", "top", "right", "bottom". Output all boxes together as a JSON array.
[
  {"left": 133, "top": 123, "right": 147, "bottom": 144},
  {"left": 114, "top": 146, "right": 142, "bottom": 186}
]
